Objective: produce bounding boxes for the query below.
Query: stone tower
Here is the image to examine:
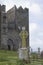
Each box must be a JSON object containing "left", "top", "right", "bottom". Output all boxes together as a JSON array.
[
  {"left": 0, "top": 5, "right": 8, "bottom": 49},
  {"left": 0, "top": 5, "right": 29, "bottom": 50},
  {"left": 0, "top": 5, "right": 1, "bottom": 47},
  {"left": 7, "top": 5, "right": 29, "bottom": 50}
]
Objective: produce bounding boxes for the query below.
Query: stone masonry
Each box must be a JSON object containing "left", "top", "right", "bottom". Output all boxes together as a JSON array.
[{"left": 0, "top": 4, "right": 29, "bottom": 50}]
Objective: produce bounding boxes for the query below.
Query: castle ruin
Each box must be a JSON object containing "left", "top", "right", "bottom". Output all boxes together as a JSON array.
[{"left": 0, "top": 4, "right": 29, "bottom": 50}]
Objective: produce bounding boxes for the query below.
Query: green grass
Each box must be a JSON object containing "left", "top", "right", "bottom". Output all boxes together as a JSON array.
[
  {"left": 0, "top": 50, "right": 18, "bottom": 65},
  {"left": 0, "top": 50, "right": 43, "bottom": 65}
]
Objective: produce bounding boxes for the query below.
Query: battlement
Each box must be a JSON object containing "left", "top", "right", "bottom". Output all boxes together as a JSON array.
[
  {"left": 17, "top": 6, "right": 28, "bottom": 13},
  {"left": 0, "top": 4, "right": 6, "bottom": 12},
  {"left": 7, "top": 5, "right": 28, "bottom": 13}
]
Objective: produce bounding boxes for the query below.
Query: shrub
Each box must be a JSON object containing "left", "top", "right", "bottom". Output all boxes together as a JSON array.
[{"left": 16, "top": 60, "right": 25, "bottom": 65}]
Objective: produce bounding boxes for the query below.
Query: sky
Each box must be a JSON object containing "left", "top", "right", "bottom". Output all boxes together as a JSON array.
[{"left": 0, "top": 0, "right": 43, "bottom": 51}]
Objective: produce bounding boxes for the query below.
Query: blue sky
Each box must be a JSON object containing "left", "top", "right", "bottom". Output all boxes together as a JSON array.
[{"left": 0, "top": 0, "right": 43, "bottom": 51}]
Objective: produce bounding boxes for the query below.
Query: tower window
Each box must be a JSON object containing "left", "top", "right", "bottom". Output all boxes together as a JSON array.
[
  {"left": 3, "top": 16, "right": 6, "bottom": 23},
  {"left": 3, "top": 27, "right": 7, "bottom": 34}
]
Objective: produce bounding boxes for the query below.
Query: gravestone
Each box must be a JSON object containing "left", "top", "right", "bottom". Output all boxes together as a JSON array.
[
  {"left": 38, "top": 48, "right": 40, "bottom": 59},
  {"left": 19, "top": 27, "right": 29, "bottom": 61}
]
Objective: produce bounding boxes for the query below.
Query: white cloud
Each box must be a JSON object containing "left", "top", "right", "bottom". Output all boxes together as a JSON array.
[
  {"left": 30, "top": 22, "right": 43, "bottom": 51},
  {"left": 30, "top": 37, "right": 43, "bottom": 51},
  {"left": 0, "top": 0, "right": 3, "bottom": 4},
  {"left": 29, "top": 22, "right": 38, "bottom": 44},
  {"left": 29, "top": 3, "right": 41, "bottom": 15},
  {"left": 30, "top": 38, "right": 43, "bottom": 51},
  {"left": 29, "top": 23, "right": 38, "bottom": 33}
]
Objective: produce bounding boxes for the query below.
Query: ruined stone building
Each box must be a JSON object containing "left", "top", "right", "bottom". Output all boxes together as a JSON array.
[
  {"left": 0, "top": 4, "right": 29, "bottom": 50},
  {"left": 0, "top": 5, "right": 8, "bottom": 50}
]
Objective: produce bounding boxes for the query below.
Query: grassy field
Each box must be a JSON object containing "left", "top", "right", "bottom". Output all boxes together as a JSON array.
[
  {"left": 0, "top": 50, "right": 18, "bottom": 65},
  {"left": 0, "top": 50, "right": 43, "bottom": 65}
]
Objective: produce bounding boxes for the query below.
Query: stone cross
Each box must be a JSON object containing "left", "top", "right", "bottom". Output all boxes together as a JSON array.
[
  {"left": 19, "top": 27, "right": 29, "bottom": 61},
  {"left": 19, "top": 27, "right": 28, "bottom": 48}
]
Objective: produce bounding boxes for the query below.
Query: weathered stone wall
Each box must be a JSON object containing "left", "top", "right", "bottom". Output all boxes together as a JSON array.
[
  {"left": 0, "top": 5, "right": 1, "bottom": 47},
  {"left": 0, "top": 5, "right": 6, "bottom": 49},
  {"left": 0, "top": 5, "right": 29, "bottom": 50},
  {"left": 7, "top": 5, "right": 16, "bottom": 22},
  {"left": 1, "top": 12, "right": 8, "bottom": 49},
  {"left": 7, "top": 5, "right": 29, "bottom": 50},
  {"left": 16, "top": 7, "right": 29, "bottom": 31}
]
